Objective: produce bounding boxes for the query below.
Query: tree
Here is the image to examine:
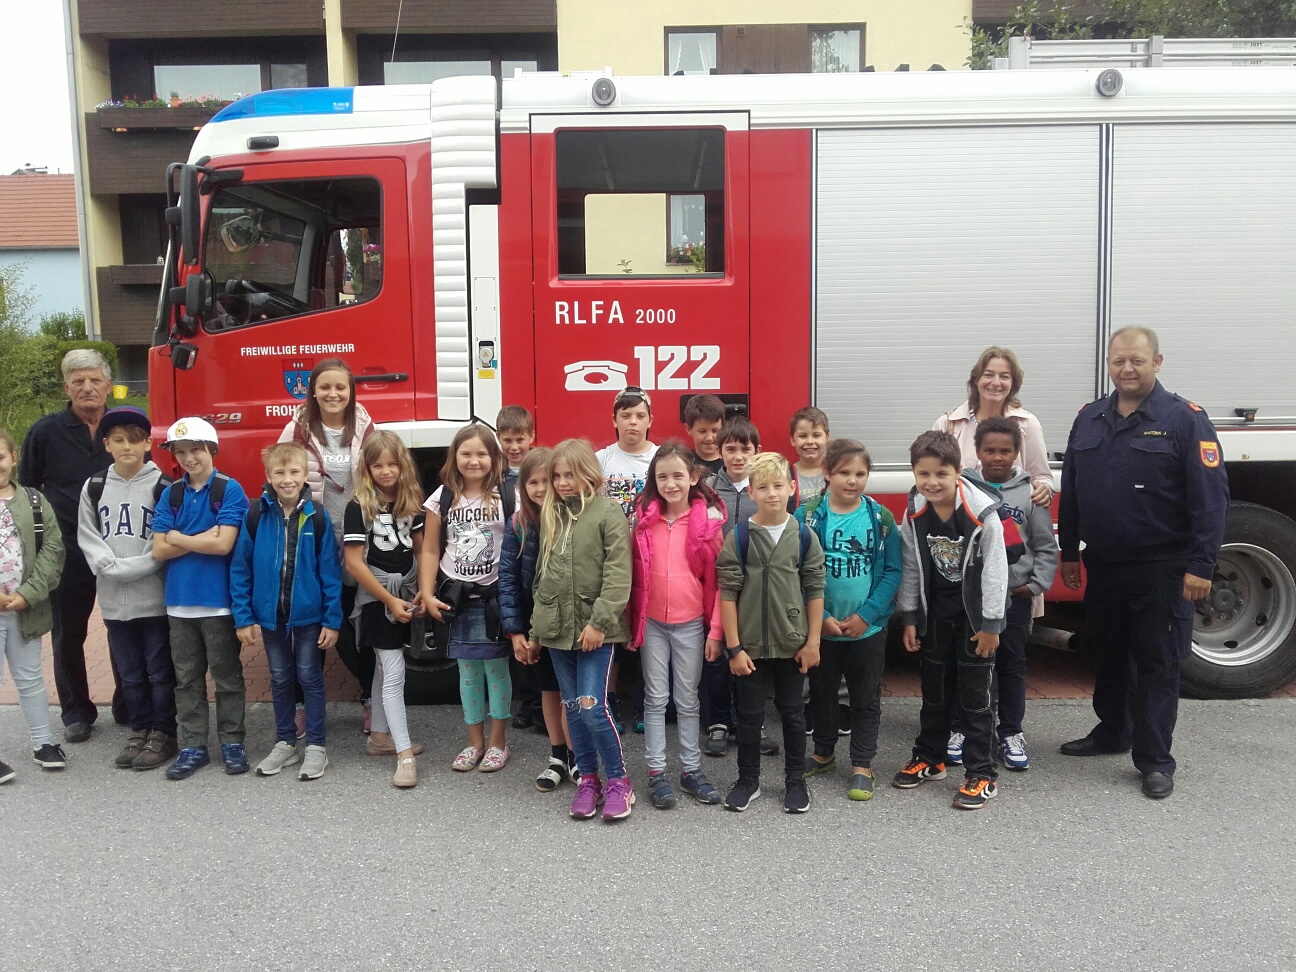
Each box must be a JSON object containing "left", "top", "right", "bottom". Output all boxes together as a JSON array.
[
  {"left": 38, "top": 310, "right": 87, "bottom": 341},
  {"left": 0, "top": 262, "right": 36, "bottom": 333},
  {"left": 966, "top": 1, "right": 1095, "bottom": 70},
  {"left": 1104, "top": 0, "right": 1296, "bottom": 35}
]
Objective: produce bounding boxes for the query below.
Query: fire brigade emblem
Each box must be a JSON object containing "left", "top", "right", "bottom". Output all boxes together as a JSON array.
[
  {"left": 283, "top": 360, "right": 313, "bottom": 400},
  {"left": 926, "top": 534, "right": 965, "bottom": 583},
  {"left": 1200, "top": 441, "right": 1221, "bottom": 468}
]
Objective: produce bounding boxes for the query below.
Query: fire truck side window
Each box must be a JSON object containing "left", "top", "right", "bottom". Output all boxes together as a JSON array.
[
  {"left": 202, "top": 177, "right": 382, "bottom": 332},
  {"left": 555, "top": 128, "right": 725, "bottom": 277}
]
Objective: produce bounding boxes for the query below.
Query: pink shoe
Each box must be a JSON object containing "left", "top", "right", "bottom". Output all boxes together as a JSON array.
[
  {"left": 602, "top": 776, "right": 635, "bottom": 821},
  {"left": 451, "top": 746, "right": 482, "bottom": 772},
  {"left": 478, "top": 746, "right": 510, "bottom": 773},
  {"left": 570, "top": 774, "right": 604, "bottom": 819}
]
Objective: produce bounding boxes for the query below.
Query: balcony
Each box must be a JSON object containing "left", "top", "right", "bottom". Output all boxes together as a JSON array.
[
  {"left": 96, "top": 265, "right": 164, "bottom": 346},
  {"left": 972, "top": 0, "right": 1104, "bottom": 21},
  {"left": 85, "top": 110, "right": 210, "bottom": 196},
  {"left": 341, "top": 0, "right": 556, "bottom": 32},
  {"left": 78, "top": 0, "right": 323, "bottom": 38}
]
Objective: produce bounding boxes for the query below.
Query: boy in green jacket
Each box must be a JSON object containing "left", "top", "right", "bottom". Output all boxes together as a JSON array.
[
  {"left": 0, "top": 429, "right": 67, "bottom": 782},
  {"left": 713, "top": 452, "right": 825, "bottom": 814}
]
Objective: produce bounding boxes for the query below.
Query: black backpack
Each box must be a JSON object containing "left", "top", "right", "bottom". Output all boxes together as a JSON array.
[
  {"left": 244, "top": 498, "right": 329, "bottom": 558},
  {"left": 734, "top": 517, "right": 814, "bottom": 576},
  {"left": 86, "top": 471, "right": 175, "bottom": 513},
  {"left": 21, "top": 487, "right": 45, "bottom": 555}
]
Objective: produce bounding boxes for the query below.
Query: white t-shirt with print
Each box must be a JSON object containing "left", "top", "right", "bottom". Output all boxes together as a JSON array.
[
  {"left": 426, "top": 486, "right": 506, "bottom": 585},
  {"left": 0, "top": 495, "right": 23, "bottom": 608},
  {"left": 596, "top": 442, "right": 658, "bottom": 517}
]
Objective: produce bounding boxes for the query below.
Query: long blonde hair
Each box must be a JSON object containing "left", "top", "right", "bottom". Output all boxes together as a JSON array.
[
  {"left": 354, "top": 431, "right": 424, "bottom": 521},
  {"left": 516, "top": 446, "right": 552, "bottom": 540},
  {"left": 438, "top": 423, "right": 506, "bottom": 516},
  {"left": 538, "top": 439, "right": 603, "bottom": 575}
]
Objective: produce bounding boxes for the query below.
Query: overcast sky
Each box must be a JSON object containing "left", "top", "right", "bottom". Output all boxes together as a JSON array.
[{"left": 0, "top": 0, "right": 75, "bottom": 174}]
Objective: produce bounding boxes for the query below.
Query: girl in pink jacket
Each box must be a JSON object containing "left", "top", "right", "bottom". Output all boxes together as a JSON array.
[{"left": 629, "top": 441, "right": 727, "bottom": 810}]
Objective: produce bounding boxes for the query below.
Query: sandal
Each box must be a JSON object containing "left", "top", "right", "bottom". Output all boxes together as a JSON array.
[
  {"left": 535, "top": 756, "right": 566, "bottom": 792},
  {"left": 478, "top": 746, "right": 510, "bottom": 773},
  {"left": 451, "top": 746, "right": 482, "bottom": 772}
]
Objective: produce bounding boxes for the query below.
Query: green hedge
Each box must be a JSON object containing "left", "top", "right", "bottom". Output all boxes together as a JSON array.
[{"left": 0, "top": 335, "right": 120, "bottom": 405}]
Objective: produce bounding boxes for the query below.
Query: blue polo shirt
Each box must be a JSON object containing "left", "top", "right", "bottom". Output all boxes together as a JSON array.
[{"left": 150, "top": 469, "right": 249, "bottom": 612}]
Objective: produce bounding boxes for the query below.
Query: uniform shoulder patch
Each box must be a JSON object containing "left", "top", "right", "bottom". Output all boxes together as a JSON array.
[
  {"left": 1200, "top": 441, "right": 1221, "bottom": 468},
  {"left": 1187, "top": 401, "right": 1203, "bottom": 412}
]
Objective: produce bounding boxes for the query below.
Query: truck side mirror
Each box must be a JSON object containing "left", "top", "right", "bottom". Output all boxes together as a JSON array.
[
  {"left": 184, "top": 271, "right": 211, "bottom": 319},
  {"left": 180, "top": 164, "right": 201, "bottom": 266}
]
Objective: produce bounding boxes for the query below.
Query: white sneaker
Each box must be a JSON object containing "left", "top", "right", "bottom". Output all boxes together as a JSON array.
[
  {"left": 1002, "top": 733, "right": 1030, "bottom": 771},
  {"left": 256, "top": 741, "right": 300, "bottom": 776},
  {"left": 946, "top": 732, "right": 965, "bottom": 766},
  {"left": 298, "top": 745, "right": 328, "bottom": 780}
]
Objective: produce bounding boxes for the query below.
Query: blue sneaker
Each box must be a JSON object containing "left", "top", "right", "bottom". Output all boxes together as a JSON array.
[
  {"left": 946, "top": 732, "right": 965, "bottom": 766},
  {"left": 221, "top": 742, "right": 250, "bottom": 775},
  {"left": 165, "top": 747, "right": 210, "bottom": 780},
  {"left": 1001, "top": 733, "right": 1030, "bottom": 771},
  {"left": 679, "top": 770, "right": 721, "bottom": 805},
  {"left": 607, "top": 693, "right": 625, "bottom": 734}
]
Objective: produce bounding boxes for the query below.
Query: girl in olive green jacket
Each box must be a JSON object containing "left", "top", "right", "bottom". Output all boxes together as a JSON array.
[
  {"left": 530, "top": 439, "right": 634, "bottom": 821},
  {"left": 0, "top": 428, "right": 67, "bottom": 782}
]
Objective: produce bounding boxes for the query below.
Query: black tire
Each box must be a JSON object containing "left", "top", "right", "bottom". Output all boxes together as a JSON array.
[{"left": 1182, "top": 501, "right": 1296, "bottom": 699}]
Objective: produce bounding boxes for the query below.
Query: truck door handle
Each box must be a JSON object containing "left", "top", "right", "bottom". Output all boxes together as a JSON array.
[{"left": 358, "top": 372, "right": 409, "bottom": 383}]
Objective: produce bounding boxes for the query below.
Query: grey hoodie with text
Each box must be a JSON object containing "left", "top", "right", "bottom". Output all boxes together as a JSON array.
[{"left": 77, "top": 462, "right": 167, "bottom": 620}]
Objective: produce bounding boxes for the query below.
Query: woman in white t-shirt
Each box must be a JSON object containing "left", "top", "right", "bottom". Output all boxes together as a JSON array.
[
  {"left": 420, "top": 424, "right": 513, "bottom": 774},
  {"left": 277, "top": 357, "right": 376, "bottom": 726}
]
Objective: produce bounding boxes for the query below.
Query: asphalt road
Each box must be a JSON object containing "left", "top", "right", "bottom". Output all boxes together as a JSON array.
[{"left": 1, "top": 698, "right": 1292, "bottom": 972}]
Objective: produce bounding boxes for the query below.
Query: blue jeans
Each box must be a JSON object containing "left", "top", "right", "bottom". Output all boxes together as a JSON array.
[
  {"left": 104, "top": 616, "right": 176, "bottom": 735},
  {"left": 263, "top": 624, "right": 326, "bottom": 746},
  {"left": 548, "top": 643, "right": 625, "bottom": 780}
]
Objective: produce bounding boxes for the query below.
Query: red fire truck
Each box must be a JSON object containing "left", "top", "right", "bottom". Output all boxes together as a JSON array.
[{"left": 151, "top": 67, "right": 1296, "bottom": 698}]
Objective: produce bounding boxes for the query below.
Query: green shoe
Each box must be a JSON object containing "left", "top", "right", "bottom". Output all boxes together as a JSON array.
[
  {"left": 803, "top": 755, "right": 836, "bottom": 778},
  {"left": 848, "top": 772, "right": 875, "bottom": 801}
]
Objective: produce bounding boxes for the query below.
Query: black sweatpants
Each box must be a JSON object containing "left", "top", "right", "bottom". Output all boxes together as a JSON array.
[
  {"left": 913, "top": 617, "right": 997, "bottom": 781},
  {"left": 808, "top": 631, "right": 886, "bottom": 768},
  {"left": 735, "top": 656, "right": 806, "bottom": 784}
]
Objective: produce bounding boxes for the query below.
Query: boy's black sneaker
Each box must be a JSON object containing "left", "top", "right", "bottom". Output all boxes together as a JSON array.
[
  {"left": 891, "top": 758, "right": 946, "bottom": 789},
  {"left": 0, "top": 758, "right": 15, "bottom": 784},
  {"left": 838, "top": 704, "right": 852, "bottom": 736},
  {"left": 952, "top": 777, "right": 998, "bottom": 810},
  {"left": 33, "top": 744, "right": 67, "bottom": 770},
  {"left": 783, "top": 779, "right": 811, "bottom": 814},
  {"left": 724, "top": 778, "right": 761, "bottom": 812},
  {"left": 703, "top": 726, "right": 729, "bottom": 757},
  {"left": 803, "top": 704, "right": 814, "bottom": 736},
  {"left": 511, "top": 709, "right": 534, "bottom": 730}
]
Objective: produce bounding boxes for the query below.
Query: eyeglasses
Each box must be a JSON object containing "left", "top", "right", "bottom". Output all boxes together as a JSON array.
[{"left": 617, "top": 385, "right": 652, "bottom": 408}]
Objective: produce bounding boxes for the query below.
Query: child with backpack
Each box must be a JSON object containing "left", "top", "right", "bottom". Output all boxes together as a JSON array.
[
  {"left": 628, "top": 441, "right": 726, "bottom": 809},
  {"left": 715, "top": 452, "right": 826, "bottom": 814},
  {"left": 230, "top": 443, "right": 343, "bottom": 781},
  {"left": 76, "top": 407, "right": 176, "bottom": 772},
  {"left": 421, "top": 424, "right": 515, "bottom": 774},
  {"left": 150, "top": 417, "right": 251, "bottom": 780},
  {"left": 344, "top": 431, "right": 427, "bottom": 788},
  {"left": 0, "top": 428, "right": 66, "bottom": 783},
  {"left": 531, "top": 439, "right": 634, "bottom": 821},
  {"left": 797, "top": 439, "right": 902, "bottom": 802}
]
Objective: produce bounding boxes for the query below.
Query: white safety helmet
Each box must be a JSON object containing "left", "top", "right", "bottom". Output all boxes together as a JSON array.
[{"left": 164, "top": 416, "right": 219, "bottom": 448}]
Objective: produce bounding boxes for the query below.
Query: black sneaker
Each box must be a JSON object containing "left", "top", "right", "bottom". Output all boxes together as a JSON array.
[
  {"left": 783, "top": 779, "right": 811, "bottom": 813},
  {"left": 0, "top": 758, "right": 14, "bottom": 784},
  {"left": 33, "top": 744, "right": 67, "bottom": 770},
  {"left": 838, "top": 704, "right": 852, "bottom": 736},
  {"left": 647, "top": 772, "right": 677, "bottom": 809},
  {"left": 512, "top": 709, "right": 534, "bottom": 730},
  {"left": 759, "top": 727, "right": 780, "bottom": 756},
  {"left": 724, "top": 778, "right": 761, "bottom": 812},
  {"left": 63, "top": 722, "right": 92, "bottom": 744},
  {"left": 803, "top": 704, "right": 814, "bottom": 736},
  {"left": 952, "top": 777, "right": 998, "bottom": 810},
  {"left": 703, "top": 726, "right": 729, "bottom": 757}
]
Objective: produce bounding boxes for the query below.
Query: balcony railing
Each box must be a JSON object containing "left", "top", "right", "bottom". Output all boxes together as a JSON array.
[
  {"left": 78, "top": 0, "right": 322, "bottom": 38},
  {"left": 341, "top": 0, "right": 556, "bottom": 31},
  {"left": 85, "top": 110, "right": 208, "bottom": 195},
  {"left": 96, "top": 265, "right": 163, "bottom": 346}
]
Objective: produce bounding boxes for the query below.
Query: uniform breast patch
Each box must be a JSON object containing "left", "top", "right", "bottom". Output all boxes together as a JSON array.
[{"left": 1200, "top": 441, "right": 1221, "bottom": 468}]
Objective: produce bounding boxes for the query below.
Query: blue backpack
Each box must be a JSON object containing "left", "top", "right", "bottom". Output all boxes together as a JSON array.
[{"left": 734, "top": 517, "right": 813, "bottom": 575}]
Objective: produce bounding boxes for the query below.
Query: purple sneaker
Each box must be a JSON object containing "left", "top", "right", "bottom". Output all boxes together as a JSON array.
[
  {"left": 602, "top": 776, "right": 636, "bottom": 821},
  {"left": 570, "top": 774, "right": 604, "bottom": 819}
]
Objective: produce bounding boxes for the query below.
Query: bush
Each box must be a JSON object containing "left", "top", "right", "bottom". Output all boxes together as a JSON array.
[{"left": 38, "top": 310, "right": 87, "bottom": 341}]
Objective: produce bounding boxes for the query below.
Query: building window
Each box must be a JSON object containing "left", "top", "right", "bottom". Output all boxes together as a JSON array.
[
  {"left": 153, "top": 64, "right": 262, "bottom": 101},
  {"left": 556, "top": 128, "right": 726, "bottom": 277},
  {"left": 383, "top": 59, "right": 492, "bottom": 84},
  {"left": 811, "top": 28, "right": 863, "bottom": 73},
  {"left": 667, "top": 30, "right": 718, "bottom": 75},
  {"left": 501, "top": 59, "right": 539, "bottom": 78},
  {"left": 270, "top": 63, "right": 309, "bottom": 89},
  {"left": 202, "top": 177, "right": 383, "bottom": 332}
]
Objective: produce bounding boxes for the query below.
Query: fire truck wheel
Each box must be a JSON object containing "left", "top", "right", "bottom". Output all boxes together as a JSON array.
[
  {"left": 403, "top": 664, "right": 462, "bottom": 705},
  {"left": 1183, "top": 502, "right": 1296, "bottom": 699}
]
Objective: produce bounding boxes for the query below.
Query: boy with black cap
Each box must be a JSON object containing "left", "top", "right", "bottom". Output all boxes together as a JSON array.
[{"left": 77, "top": 406, "right": 177, "bottom": 771}]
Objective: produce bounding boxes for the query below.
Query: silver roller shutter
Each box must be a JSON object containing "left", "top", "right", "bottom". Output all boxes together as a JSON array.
[
  {"left": 1110, "top": 124, "right": 1296, "bottom": 420},
  {"left": 815, "top": 126, "right": 1100, "bottom": 464}
]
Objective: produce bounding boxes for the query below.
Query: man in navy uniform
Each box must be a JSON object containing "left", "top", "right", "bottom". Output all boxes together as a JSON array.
[{"left": 1058, "top": 326, "right": 1229, "bottom": 799}]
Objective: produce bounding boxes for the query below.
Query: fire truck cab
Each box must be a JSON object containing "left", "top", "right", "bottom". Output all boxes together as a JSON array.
[{"left": 152, "top": 68, "right": 1296, "bottom": 698}]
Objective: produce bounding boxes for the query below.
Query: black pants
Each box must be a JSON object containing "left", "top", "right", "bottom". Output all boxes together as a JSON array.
[
  {"left": 1084, "top": 558, "right": 1191, "bottom": 775},
  {"left": 700, "top": 655, "right": 735, "bottom": 731},
  {"left": 511, "top": 655, "right": 544, "bottom": 717},
  {"left": 331, "top": 585, "right": 372, "bottom": 701},
  {"left": 913, "top": 617, "right": 997, "bottom": 780},
  {"left": 994, "top": 597, "right": 1032, "bottom": 739},
  {"left": 50, "top": 552, "right": 125, "bottom": 726},
  {"left": 809, "top": 631, "right": 886, "bottom": 767},
  {"left": 735, "top": 656, "right": 805, "bottom": 783}
]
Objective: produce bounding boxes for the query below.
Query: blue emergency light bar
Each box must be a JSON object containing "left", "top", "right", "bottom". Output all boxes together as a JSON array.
[{"left": 211, "top": 88, "right": 354, "bottom": 123}]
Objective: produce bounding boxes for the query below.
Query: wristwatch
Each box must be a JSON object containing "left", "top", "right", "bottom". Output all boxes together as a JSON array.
[{"left": 724, "top": 644, "right": 746, "bottom": 659}]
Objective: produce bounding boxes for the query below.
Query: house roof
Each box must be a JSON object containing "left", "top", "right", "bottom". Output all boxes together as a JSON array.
[{"left": 0, "top": 174, "right": 79, "bottom": 249}]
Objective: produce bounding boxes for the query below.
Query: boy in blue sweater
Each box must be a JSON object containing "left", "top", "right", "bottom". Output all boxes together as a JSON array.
[
  {"left": 151, "top": 418, "right": 250, "bottom": 779},
  {"left": 231, "top": 443, "right": 342, "bottom": 780}
]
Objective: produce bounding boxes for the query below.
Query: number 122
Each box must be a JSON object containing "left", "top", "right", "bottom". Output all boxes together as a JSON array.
[{"left": 633, "top": 345, "right": 721, "bottom": 391}]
